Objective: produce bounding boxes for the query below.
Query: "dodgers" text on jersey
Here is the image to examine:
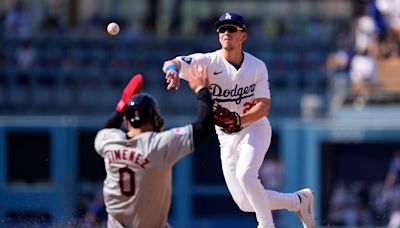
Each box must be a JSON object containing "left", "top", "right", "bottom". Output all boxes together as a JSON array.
[{"left": 209, "top": 83, "right": 255, "bottom": 104}]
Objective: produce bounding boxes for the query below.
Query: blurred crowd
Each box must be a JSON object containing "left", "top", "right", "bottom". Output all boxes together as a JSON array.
[
  {"left": 0, "top": 1, "right": 338, "bottom": 117},
  {"left": 0, "top": 1, "right": 341, "bottom": 41},
  {"left": 327, "top": 149, "right": 400, "bottom": 227},
  {"left": 324, "top": 1, "right": 400, "bottom": 225},
  {"left": 0, "top": 1, "right": 141, "bottom": 40},
  {"left": 326, "top": 0, "right": 400, "bottom": 112},
  {"left": 328, "top": 180, "right": 377, "bottom": 226},
  {"left": 77, "top": 191, "right": 107, "bottom": 228}
]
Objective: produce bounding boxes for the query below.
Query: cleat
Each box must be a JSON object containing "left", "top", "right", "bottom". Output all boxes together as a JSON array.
[{"left": 296, "top": 188, "right": 315, "bottom": 228}]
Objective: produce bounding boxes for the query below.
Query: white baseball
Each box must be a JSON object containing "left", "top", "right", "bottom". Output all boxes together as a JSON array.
[{"left": 107, "top": 22, "right": 120, "bottom": 36}]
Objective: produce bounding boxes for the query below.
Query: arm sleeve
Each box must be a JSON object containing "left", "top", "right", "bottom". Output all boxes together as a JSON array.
[
  {"left": 191, "top": 87, "right": 215, "bottom": 146},
  {"left": 102, "top": 110, "right": 124, "bottom": 129},
  {"left": 254, "top": 62, "right": 271, "bottom": 99},
  {"left": 154, "top": 125, "right": 194, "bottom": 165}
]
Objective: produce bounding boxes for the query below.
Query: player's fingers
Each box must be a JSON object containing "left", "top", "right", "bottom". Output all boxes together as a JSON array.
[
  {"left": 171, "top": 72, "right": 179, "bottom": 88},
  {"left": 165, "top": 71, "right": 173, "bottom": 80},
  {"left": 167, "top": 76, "right": 175, "bottom": 90},
  {"left": 167, "top": 81, "right": 175, "bottom": 90},
  {"left": 166, "top": 70, "right": 177, "bottom": 79},
  {"left": 165, "top": 71, "right": 179, "bottom": 90},
  {"left": 175, "top": 77, "right": 180, "bottom": 90},
  {"left": 167, "top": 75, "right": 180, "bottom": 90}
]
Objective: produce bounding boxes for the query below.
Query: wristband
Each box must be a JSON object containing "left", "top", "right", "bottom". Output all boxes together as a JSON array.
[{"left": 166, "top": 65, "right": 179, "bottom": 73}]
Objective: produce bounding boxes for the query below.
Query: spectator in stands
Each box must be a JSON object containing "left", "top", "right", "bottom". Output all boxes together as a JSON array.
[
  {"left": 328, "top": 180, "right": 377, "bottom": 226},
  {"left": 80, "top": 15, "right": 104, "bottom": 38},
  {"left": 381, "top": 149, "right": 400, "bottom": 220},
  {"left": 61, "top": 55, "right": 79, "bottom": 73},
  {"left": 0, "top": 51, "right": 6, "bottom": 66},
  {"left": 4, "top": 1, "right": 30, "bottom": 39},
  {"left": 326, "top": 35, "right": 354, "bottom": 115},
  {"left": 306, "top": 15, "right": 332, "bottom": 41},
  {"left": 376, "top": 34, "right": 400, "bottom": 93},
  {"left": 384, "top": 149, "right": 400, "bottom": 194},
  {"left": 349, "top": 41, "right": 379, "bottom": 93},
  {"left": 78, "top": 192, "right": 106, "bottom": 228},
  {"left": 40, "top": 16, "right": 65, "bottom": 38},
  {"left": 259, "top": 151, "right": 283, "bottom": 191},
  {"left": 197, "top": 12, "right": 221, "bottom": 35},
  {"left": 355, "top": 180, "right": 374, "bottom": 226},
  {"left": 0, "top": 12, "right": 5, "bottom": 38},
  {"left": 354, "top": 7, "right": 379, "bottom": 54},
  {"left": 379, "top": 29, "right": 399, "bottom": 58},
  {"left": 327, "top": 35, "right": 354, "bottom": 78},
  {"left": 328, "top": 181, "right": 359, "bottom": 226},
  {"left": 375, "top": 0, "right": 400, "bottom": 40},
  {"left": 16, "top": 40, "right": 36, "bottom": 70},
  {"left": 275, "top": 18, "right": 288, "bottom": 39},
  {"left": 366, "top": 0, "right": 388, "bottom": 41}
]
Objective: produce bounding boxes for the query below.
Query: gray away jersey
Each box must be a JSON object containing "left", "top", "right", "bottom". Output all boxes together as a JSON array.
[{"left": 94, "top": 125, "right": 194, "bottom": 228}]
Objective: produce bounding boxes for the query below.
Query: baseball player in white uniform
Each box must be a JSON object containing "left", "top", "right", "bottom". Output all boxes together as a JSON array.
[
  {"left": 162, "top": 12, "right": 315, "bottom": 228},
  {"left": 94, "top": 67, "right": 214, "bottom": 228}
]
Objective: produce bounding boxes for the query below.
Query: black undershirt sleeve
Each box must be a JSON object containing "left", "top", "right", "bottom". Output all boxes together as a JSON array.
[
  {"left": 102, "top": 110, "right": 124, "bottom": 129},
  {"left": 191, "top": 87, "right": 215, "bottom": 146}
]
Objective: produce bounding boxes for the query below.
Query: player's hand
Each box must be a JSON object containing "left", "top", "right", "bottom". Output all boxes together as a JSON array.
[
  {"left": 116, "top": 74, "right": 144, "bottom": 113},
  {"left": 165, "top": 69, "right": 180, "bottom": 90},
  {"left": 189, "top": 64, "right": 209, "bottom": 92}
]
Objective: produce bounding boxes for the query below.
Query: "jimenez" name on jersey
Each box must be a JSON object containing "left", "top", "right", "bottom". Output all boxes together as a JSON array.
[{"left": 105, "top": 149, "right": 150, "bottom": 169}]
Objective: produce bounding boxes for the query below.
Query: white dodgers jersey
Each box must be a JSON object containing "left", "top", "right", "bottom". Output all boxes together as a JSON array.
[
  {"left": 94, "top": 125, "right": 193, "bottom": 228},
  {"left": 177, "top": 50, "right": 271, "bottom": 126}
]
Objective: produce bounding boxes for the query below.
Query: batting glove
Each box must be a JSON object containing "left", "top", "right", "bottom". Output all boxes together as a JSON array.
[{"left": 116, "top": 74, "right": 144, "bottom": 113}]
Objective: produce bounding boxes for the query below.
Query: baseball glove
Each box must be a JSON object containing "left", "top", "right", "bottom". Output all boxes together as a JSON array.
[{"left": 213, "top": 103, "right": 242, "bottom": 134}]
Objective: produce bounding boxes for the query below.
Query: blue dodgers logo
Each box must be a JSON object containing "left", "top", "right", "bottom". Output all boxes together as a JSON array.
[{"left": 181, "top": 56, "right": 192, "bottom": 64}]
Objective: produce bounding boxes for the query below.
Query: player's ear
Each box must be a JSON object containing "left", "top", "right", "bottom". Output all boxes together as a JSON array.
[{"left": 243, "top": 32, "right": 247, "bottom": 41}]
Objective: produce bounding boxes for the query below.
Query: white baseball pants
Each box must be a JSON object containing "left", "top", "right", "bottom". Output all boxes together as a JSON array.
[{"left": 217, "top": 122, "right": 299, "bottom": 228}]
